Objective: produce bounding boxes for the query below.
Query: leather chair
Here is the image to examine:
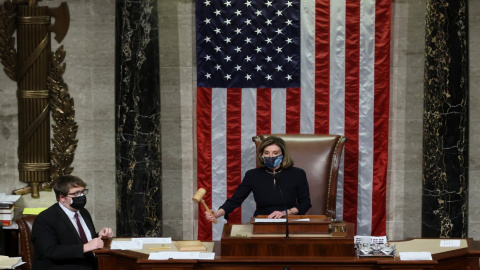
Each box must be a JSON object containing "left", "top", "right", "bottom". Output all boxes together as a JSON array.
[
  {"left": 252, "top": 134, "right": 346, "bottom": 219},
  {"left": 17, "top": 215, "right": 36, "bottom": 270}
]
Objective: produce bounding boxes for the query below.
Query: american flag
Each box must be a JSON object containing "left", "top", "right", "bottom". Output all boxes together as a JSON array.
[{"left": 196, "top": 0, "right": 391, "bottom": 241}]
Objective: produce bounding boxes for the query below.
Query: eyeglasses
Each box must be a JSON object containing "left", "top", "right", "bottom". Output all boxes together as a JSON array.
[{"left": 67, "top": 189, "right": 89, "bottom": 197}]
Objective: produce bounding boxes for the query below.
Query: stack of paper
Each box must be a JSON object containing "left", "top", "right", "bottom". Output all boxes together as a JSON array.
[
  {"left": 0, "top": 193, "right": 19, "bottom": 227},
  {"left": 0, "top": 256, "right": 25, "bottom": 269}
]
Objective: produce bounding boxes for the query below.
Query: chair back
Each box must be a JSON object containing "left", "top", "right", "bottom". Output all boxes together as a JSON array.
[
  {"left": 253, "top": 134, "right": 346, "bottom": 219},
  {"left": 17, "top": 215, "right": 36, "bottom": 270}
]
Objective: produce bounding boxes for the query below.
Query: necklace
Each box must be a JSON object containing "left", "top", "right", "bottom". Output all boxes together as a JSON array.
[{"left": 265, "top": 168, "right": 282, "bottom": 175}]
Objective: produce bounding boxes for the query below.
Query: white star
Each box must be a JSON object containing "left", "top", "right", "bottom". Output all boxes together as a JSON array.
[
  {"left": 255, "top": 47, "right": 262, "bottom": 53},
  {"left": 204, "top": 18, "right": 211, "bottom": 24},
  {"left": 224, "top": 55, "right": 232, "bottom": 62},
  {"left": 214, "top": 46, "right": 221, "bottom": 52},
  {"left": 235, "top": 65, "right": 242, "bottom": 71},
  {"left": 285, "top": 74, "right": 292, "bottom": 80},
  {"left": 245, "top": 37, "right": 252, "bottom": 43},
  {"left": 275, "top": 28, "right": 283, "bottom": 35},
  {"left": 215, "top": 64, "right": 221, "bottom": 70},
  {"left": 286, "top": 1, "right": 293, "bottom": 7},
  {"left": 276, "top": 47, "right": 283, "bottom": 53},
  {"left": 235, "top": 28, "right": 242, "bottom": 34},
  {"left": 204, "top": 54, "right": 211, "bottom": 61},
  {"left": 265, "top": 0, "right": 273, "bottom": 7},
  {"left": 245, "top": 19, "right": 252, "bottom": 25},
  {"left": 265, "top": 37, "right": 273, "bottom": 44},
  {"left": 214, "top": 28, "right": 221, "bottom": 34},
  {"left": 286, "top": 56, "right": 293, "bottom": 62},
  {"left": 276, "top": 10, "right": 283, "bottom": 16},
  {"left": 214, "top": 9, "right": 221, "bottom": 16},
  {"left": 235, "top": 10, "right": 242, "bottom": 16},
  {"left": 265, "top": 19, "right": 273, "bottom": 26},
  {"left": 255, "top": 28, "right": 262, "bottom": 35},
  {"left": 224, "top": 0, "right": 232, "bottom": 7},
  {"left": 245, "top": 74, "right": 252, "bottom": 80},
  {"left": 234, "top": 46, "right": 242, "bottom": 53},
  {"left": 276, "top": 65, "right": 282, "bottom": 71},
  {"left": 225, "top": 37, "right": 232, "bottom": 43},
  {"left": 265, "top": 74, "right": 272, "bottom": 80},
  {"left": 225, "top": 18, "right": 232, "bottom": 25},
  {"left": 245, "top": 55, "right": 252, "bottom": 62},
  {"left": 255, "top": 65, "right": 262, "bottom": 71},
  {"left": 286, "top": 37, "right": 293, "bottom": 44},
  {"left": 204, "top": 0, "right": 211, "bottom": 6},
  {"left": 266, "top": 56, "right": 272, "bottom": 62},
  {"left": 285, "top": 19, "right": 293, "bottom": 26},
  {"left": 255, "top": 10, "right": 262, "bottom": 16},
  {"left": 205, "top": 73, "right": 211, "bottom": 78},
  {"left": 245, "top": 0, "right": 252, "bottom": 7},
  {"left": 204, "top": 36, "right": 211, "bottom": 43},
  {"left": 225, "top": 74, "right": 232, "bottom": 80}
]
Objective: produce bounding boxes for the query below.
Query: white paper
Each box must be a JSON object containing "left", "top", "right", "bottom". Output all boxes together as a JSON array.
[
  {"left": 399, "top": 252, "right": 432, "bottom": 261},
  {"left": 110, "top": 240, "right": 143, "bottom": 250},
  {"left": 132, "top": 237, "right": 172, "bottom": 244},
  {"left": 440, "top": 240, "right": 461, "bottom": 247},
  {"left": 354, "top": 235, "right": 388, "bottom": 245},
  {"left": 254, "top": 218, "right": 286, "bottom": 223},
  {"left": 290, "top": 218, "right": 311, "bottom": 222},
  {"left": 148, "top": 252, "right": 215, "bottom": 260},
  {"left": 0, "top": 193, "right": 20, "bottom": 203}
]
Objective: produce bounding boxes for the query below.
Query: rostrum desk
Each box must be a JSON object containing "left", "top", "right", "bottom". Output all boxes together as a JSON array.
[{"left": 95, "top": 217, "right": 480, "bottom": 270}]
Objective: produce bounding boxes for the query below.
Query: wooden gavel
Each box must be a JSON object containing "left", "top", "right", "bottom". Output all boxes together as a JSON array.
[{"left": 192, "top": 188, "right": 218, "bottom": 224}]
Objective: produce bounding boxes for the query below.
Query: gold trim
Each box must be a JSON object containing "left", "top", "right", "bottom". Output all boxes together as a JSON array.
[
  {"left": 17, "top": 90, "right": 49, "bottom": 99},
  {"left": 18, "top": 163, "right": 51, "bottom": 172},
  {"left": 17, "top": 16, "right": 50, "bottom": 24}
]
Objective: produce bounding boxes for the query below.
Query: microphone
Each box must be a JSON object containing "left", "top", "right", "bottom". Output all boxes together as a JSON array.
[{"left": 274, "top": 175, "right": 289, "bottom": 238}]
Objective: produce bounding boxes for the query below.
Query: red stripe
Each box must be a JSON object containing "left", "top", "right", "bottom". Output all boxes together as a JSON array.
[
  {"left": 256, "top": 88, "right": 271, "bottom": 134},
  {"left": 226, "top": 88, "right": 242, "bottom": 224},
  {"left": 315, "top": 0, "right": 330, "bottom": 134},
  {"left": 372, "top": 0, "right": 391, "bottom": 236},
  {"left": 343, "top": 1, "right": 361, "bottom": 230},
  {"left": 286, "top": 87, "right": 301, "bottom": 133},
  {"left": 196, "top": 87, "right": 213, "bottom": 241}
]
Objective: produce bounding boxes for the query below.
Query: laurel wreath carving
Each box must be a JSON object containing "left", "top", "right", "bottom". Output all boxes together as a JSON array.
[
  {"left": 0, "top": 0, "right": 17, "bottom": 81},
  {"left": 48, "top": 45, "right": 78, "bottom": 184}
]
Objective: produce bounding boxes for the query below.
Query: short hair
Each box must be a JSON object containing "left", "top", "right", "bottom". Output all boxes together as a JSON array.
[
  {"left": 256, "top": 136, "right": 294, "bottom": 169},
  {"left": 53, "top": 175, "right": 87, "bottom": 201}
]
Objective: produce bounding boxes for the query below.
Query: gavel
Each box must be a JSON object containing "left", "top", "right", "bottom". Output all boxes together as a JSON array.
[{"left": 192, "top": 188, "right": 218, "bottom": 224}]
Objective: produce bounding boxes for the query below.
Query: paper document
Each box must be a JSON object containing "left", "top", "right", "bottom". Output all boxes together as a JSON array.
[
  {"left": 23, "top": 208, "right": 47, "bottom": 215},
  {"left": 132, "top": 237, "right": 172, "bottom": 244},
  {"left": 399, "top": 252, "right": 432, "bottom": 260},
  {"left": 440, "top": 240, "right": 460, "bottom": 247},
  {"left": 291, "top": 218, "right": 310, "bottom": 222},
  {"left": 0, "top": 193, "right": 20, "bottom": 204},
  {"left": 255, "top": 218, "right": 286, "bottom": 223},
  {"left": 148, "top": 252, "right": 215, "bottom": 260},
  {"left": 0, "top": 256, "right": 25, "bottom": 269},
  {"left": 110, "top": 240, "right": 143, "bottom": 250}
]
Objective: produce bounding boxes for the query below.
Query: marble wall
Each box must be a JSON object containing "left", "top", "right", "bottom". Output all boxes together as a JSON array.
[{"left": 0, "top": 0, "right": 479, "bottom": 241}]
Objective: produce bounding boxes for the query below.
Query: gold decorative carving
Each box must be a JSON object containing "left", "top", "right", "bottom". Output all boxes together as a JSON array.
[
  {"left": 48, "top": 45, "right": 78, "bottom": 184},
  {"left": 0, "top": 0, "right": 17, "bottom": 81}
]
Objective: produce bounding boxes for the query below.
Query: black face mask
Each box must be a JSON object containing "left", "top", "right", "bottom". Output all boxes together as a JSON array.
[{"left": 69, "top": 195, "right": 87, "bottom": 210}]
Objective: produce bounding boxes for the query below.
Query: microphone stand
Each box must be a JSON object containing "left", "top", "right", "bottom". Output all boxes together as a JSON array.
[{"left": 275, "top": 174, "right": 289, "bottom": 238}]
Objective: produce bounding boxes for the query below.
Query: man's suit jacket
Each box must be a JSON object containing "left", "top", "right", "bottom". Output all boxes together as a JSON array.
[{"left": 31, "top": 203, "right": 98, "bottom": 270}]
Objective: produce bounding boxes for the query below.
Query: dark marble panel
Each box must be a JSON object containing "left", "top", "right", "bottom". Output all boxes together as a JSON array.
[
  {"left": 422, "top": 0, "right": 469, "bottom": 238},
  {"left": 115, "top": 0, "right": 162, "bottom": 237}
]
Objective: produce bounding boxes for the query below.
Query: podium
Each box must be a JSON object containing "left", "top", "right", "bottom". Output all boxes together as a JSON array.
[{"left": 220, "top": 215, "right": 355, "bottom": 257}]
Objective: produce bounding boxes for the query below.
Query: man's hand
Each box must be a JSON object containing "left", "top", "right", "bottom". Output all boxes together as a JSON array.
[
  {"left": 84, "top": 236, "right": 104, "bottom": 253},
  {"left": 98, "top": 227, "right": 114, "bottom": 239}
]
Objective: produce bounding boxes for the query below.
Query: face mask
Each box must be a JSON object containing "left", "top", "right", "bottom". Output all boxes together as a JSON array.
[
  {"left": 263, "top": 155, "right": 283, "bottom": 168},
  {"left": 69, "top": 195, "right": 87, "bottom": 210}
]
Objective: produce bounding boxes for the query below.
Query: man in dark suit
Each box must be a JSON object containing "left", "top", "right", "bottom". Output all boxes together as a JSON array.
[{"left": 31, "top": 175, "right": 114, "bottom": 270}]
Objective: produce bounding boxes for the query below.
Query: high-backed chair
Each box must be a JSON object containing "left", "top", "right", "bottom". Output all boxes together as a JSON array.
[
  {"left": 252, "top": 134, "right": 346, "bottom": 220},
  {"left": 17, "top": 215, "right": 36, "bottom": 270}
]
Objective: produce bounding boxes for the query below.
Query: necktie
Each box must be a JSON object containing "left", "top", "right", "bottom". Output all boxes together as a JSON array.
[{"left": 74, "top": 212, "right": 88, "bottom": 244}]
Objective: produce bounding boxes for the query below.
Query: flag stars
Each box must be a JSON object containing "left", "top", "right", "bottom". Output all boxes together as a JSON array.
[
  {"left": 204, "top": 36, "right": 211, "bottom": 43},
  {"left": 276, "top": 47, "right": 283, "bottom": 53},
  {"left": 215, "top": 64, "right": 221, "bottom": 70},
  {"left": 285, "top": 19, "right": 293, "bottom": 26},
  {"left": 286, "top": 1, "right": 293, "bottom": 7},
  {"left": 266, "top": 19, "right": 273, "bottom": 25},
  {"left": 255, "top": 65, "right": 262, "bottom": 71},
  {"left": 245, "top": 55, "right": 252, "bottom": 62},
  {"left": 204, "top": 0, "right": 211, "bottom": 6},
  {"left": 235, "top": 10, "right": 242, "bottom": 16},
  {"left": 255, "top": 28, "right": 262, "bottom": 35},
  {"left": 245, "top": 74, "right": 252, "bottom": 80},
  {"left": 235, "top": 28, "right": 242, "bottom": 34},
  {"left": 285, "top": 74, "right": 292, "bottom": 80},
  {"left": 205, "top": 73, "right": 211, "bottom": 79},
  {"left": 245, "top": 0, "right": 252, "bottom": 7},
  {"left": 286, "top": 37, "right": 293, "bottom": 44},
  {"left": 204, "top": 18, "right": 211, "bottom": 24},
  {"left": 245, "top": 19, "right": 252, "bottom": 25},
  {"left": 225, "top": 18, "right": 232, "bottom": 25},
  {"left": 224, "top": 55, "right": 232, "bottom": 62},
  {"left": 224, "top": 74, "right": 232, "bottom": 80},
  {"left": 204, "top": 54, "right": 211, "bottom": 61},
  {"left": 224, "top": 0, "right": 232, "bottom": 7},
  {"left": 214, "top": 9, "right": 221, "bottom": 16},
  {"left": 265, "top": 37, "right": 273, "bottom": 44},
  {"left": 245, "top": 37, "right": 252, "bottom": 43},
  {"left": 286, "top": 56, "right": 293, "bottom": 62},
  {"left": 265, "top": 0, "right": 273, "bottom": 7},
  {"left": 255, "top": 47, "right": 262, "bottom": 53},
  {"left": 276, "top": 10, "right": 283, "bottom": 16},
  {"left": 235, "top": 65, "right": 242, "bottom": 71},
  {"left": 275, "top": 28, "right": 283, "bottom": 35},
  {"left": 225, "top": 37, "right": 232, "bottom": 43},
  {"left": 255, "top": 10, "right": 262, "bottom": 16},
  {"left": 214, "top": 46, "right": 221, "bottom": 52},
  {"left": 265, "top": 74, "right": 272, "bottom": 80},
  {"left": 275, "top": 65, "right": 283, "bottom": 71},
  {"left": 266, "top": 56, "right": 272, "bottom": 62},
  {"left": 214, "top": 28, "right": 221, "bottom": 34},
  {"left": 234, "top": 46, "right": 242, "bottom": 53}
]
